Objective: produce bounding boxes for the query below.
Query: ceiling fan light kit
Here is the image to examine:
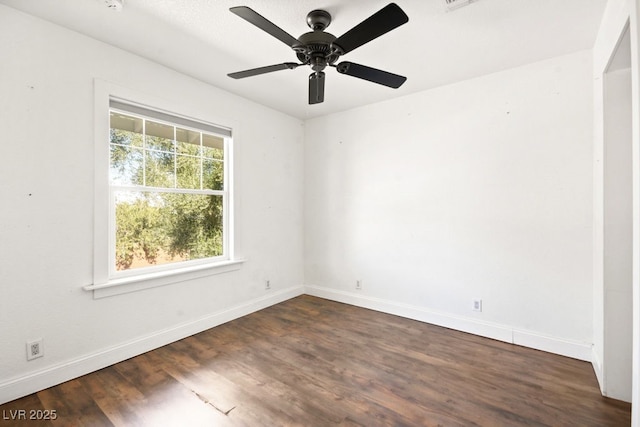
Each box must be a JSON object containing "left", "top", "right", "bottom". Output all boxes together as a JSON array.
[{"left": 227, "top": 3, "right": 409, "bottom": 105}]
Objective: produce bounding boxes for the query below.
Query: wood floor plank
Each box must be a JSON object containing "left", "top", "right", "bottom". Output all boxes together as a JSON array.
[
  {"left": 37, "top": 377, "right": 114, "bottom": 426},
  {"left": 79, "top": 366, "right": 147, "bottom": 426},
  {"left": 0, "top": 393, "right": 53, "bottom": 427},
  {"left": 149, "top": 343, "right": 238, "bottom": 414},
  {"left": 0, "top": 295, "right": 632, "bottom": 426},
  {"left": 130, "top": 357, "right": 233, "bottom": 426}
]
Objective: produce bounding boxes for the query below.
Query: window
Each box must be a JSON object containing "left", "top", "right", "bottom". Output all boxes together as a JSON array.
[
  {"left": 88, "top": 82, "right": 242, "bottom": 298},
  {"left": 108, "top": 100, "right": 231, "bottom": 277}
]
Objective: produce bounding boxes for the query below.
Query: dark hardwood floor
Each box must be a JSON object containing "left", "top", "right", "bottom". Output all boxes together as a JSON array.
[{"left": 0, "top": 295, "right": 631, "bottom": 426}]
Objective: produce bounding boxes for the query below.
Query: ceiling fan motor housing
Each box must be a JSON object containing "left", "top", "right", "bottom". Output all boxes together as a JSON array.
[{"left": 294, "top": 28, "right": 340, "bottom": 72}]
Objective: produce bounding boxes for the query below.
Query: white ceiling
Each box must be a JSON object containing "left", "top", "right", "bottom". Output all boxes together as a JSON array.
[{"left": 0, "top": 0, "right": 607, "bottom": 119}]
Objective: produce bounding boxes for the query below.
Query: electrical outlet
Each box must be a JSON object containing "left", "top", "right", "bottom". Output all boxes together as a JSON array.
[
  {"left": 26, "top": 339, "right": 43, "bottom": 361},
  {"left": 472, "top": 299, "right": 482, "bottom": 312},
  {"left": 356, "top": 280, "right": 362, "bottom": 290},
  {"left": 265, "top": 280, "right": 271, "bottom": 290}
]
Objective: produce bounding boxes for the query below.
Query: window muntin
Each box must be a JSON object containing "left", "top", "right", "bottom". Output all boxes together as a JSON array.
[{"left": 109, "top": 108, "right": 229, "bottom": 275}]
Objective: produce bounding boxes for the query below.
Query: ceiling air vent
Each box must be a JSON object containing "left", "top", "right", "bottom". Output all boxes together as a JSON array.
[
  {"left": 443, "top": 0, "right": 473, "bottom": 11},
  {"left": 104, "top": 0, "right": 123, "bottom": 11}
]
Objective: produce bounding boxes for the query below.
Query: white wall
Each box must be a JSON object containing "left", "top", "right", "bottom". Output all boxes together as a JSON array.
[
  {"left": 0, "top": 5, "right": 304, "bottom": 404},
  {"left": 305, "top": 51, "right": 594, "bottom": 360}
]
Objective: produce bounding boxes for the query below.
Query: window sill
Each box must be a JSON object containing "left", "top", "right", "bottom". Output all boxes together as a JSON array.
[{"left": 84, "top": 258, "right": 245, "bottom": 299}]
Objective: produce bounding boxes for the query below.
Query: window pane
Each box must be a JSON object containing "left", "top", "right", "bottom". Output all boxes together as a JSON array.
[
  {"left": 110, "top": 113, "right": 143, "bottom": 147},
  {"left": 203, "top": 159, "right": 224, "bottom": 190},
  {"left": 146, "top": 121, "right": 174, "bottom": 152},
  {"left": 167, "top": 193, "right": 223, "bottom": 260},
  {"left": 176, "top": 155, "right": 201, "bottom": 189},
  {"left": 203, "top": 134, "right": 224, "bottom": 160},
  {"left": 110, "top": 145, "right": 143, "bottom": 185},
  {"left": 176, "top": 128, "right": 201, "bottom": 156},
  {"left": 109, "top": 106, "right": 230, "bottom": 276},
  {"left": 114, "top": 190, "right": 223, "bottom": 271},
  {"left": 145, "top": 150, "right": 175, "bottom": 188}
]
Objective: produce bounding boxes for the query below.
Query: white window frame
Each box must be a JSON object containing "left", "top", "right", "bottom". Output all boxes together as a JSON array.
[{"left": 87, "top": 80, "right": 243, "bottom": 298}]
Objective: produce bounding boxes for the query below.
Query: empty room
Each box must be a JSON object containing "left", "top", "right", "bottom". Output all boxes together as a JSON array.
[{"left": 0, "top": 0, "right": 639, "bottom": 425}]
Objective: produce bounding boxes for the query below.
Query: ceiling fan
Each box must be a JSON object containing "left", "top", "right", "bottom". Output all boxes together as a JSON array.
[{"left": 227, "top": 3, "right": 409, "bottom": 104}]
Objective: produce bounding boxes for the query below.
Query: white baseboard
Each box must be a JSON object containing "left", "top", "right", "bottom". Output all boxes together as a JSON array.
[
  {"left": 0, "top": 285, "right": 304, "bottom": 405},
  {"left": 305, "top": 285, "right": 593, "bottom": 362}
]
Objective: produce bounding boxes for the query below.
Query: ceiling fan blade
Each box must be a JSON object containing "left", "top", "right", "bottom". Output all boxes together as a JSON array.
[
  {"left": 230, "top": 6, "right": 300, "bottom": 48},
  {"left": 336, "top": 62, "right": 406, "bottom": 88},
  {"left": 332, "top": 3, "right": 408, "bottom": 55},
  {"left": 309, "top": 72, "right": 325, "bottom": 104},
  {"left": 228, "top": 63, "right": 300, "bottom": 79}
]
